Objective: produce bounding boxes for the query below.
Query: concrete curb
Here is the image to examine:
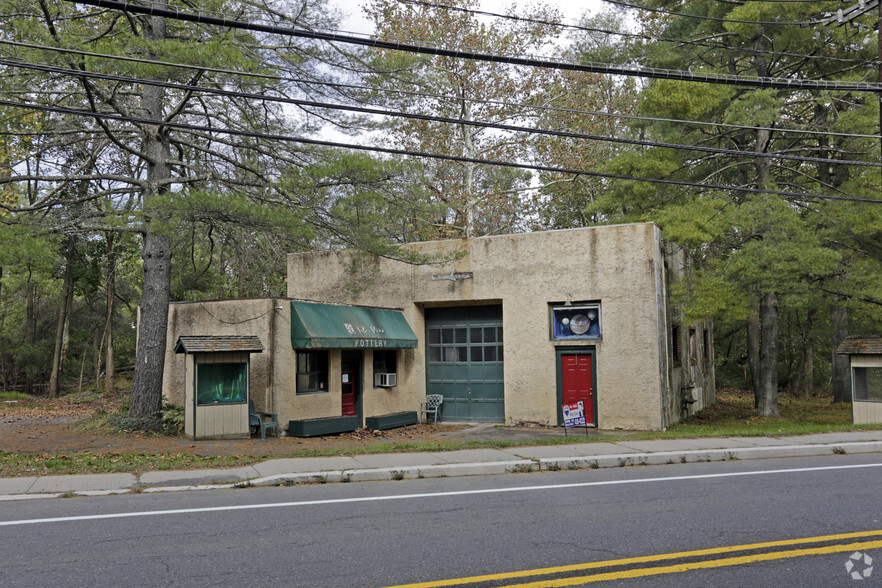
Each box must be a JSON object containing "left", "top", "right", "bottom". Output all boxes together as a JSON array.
[{"left": 1, "top": 440, "right": 880, "bottom": 501}]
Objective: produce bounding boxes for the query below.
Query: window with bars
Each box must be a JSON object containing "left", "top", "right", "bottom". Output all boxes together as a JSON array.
[{"left": 672, "top": 324, "right": 682, "bottom": 365}]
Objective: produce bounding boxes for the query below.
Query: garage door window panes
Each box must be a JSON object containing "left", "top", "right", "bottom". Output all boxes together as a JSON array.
[{"left": 428, "top": 326, "right": 503, "bottom": 364}]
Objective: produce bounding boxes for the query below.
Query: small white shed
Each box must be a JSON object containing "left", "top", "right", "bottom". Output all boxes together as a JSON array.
[
  {"left": 174, "top": 335, "right": 264, "bottom": 439},
  {"left": 837, "top": 337, "right": 882, "bottom": 425}
]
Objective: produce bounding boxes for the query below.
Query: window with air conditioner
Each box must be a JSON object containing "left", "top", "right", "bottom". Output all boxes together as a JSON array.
[
  {"left": 374, "top": 372, "right": 398, "bottom": 387},
  {"left": 373, "top": 350, "right": 398, "bottom": 387}
]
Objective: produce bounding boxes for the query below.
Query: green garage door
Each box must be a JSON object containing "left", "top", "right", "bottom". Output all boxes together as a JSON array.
[{"left": 426, "top": 306, "right": 504, "bottom": 422}]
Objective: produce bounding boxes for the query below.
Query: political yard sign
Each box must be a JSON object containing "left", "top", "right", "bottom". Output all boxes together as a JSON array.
[{"left": 562, "top": 401, "right": 587, "bottom": 428}]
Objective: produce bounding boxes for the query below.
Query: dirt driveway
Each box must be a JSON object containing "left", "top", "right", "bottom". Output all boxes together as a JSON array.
[{"left": 0, "top": 396, "right": 477, "bottom": 458}]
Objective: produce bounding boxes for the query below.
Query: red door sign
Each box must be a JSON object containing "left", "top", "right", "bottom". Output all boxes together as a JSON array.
[{"left": 561, "top": 354, "right": 594, "bottom": 426}]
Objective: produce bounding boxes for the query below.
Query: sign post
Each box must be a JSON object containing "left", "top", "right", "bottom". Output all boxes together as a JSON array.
[{"left": 561, "top": 401, "right": 589, "bottom": 437}]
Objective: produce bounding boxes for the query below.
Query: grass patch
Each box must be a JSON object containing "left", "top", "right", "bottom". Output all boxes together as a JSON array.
[
  {"left": 0, "top": 392, "right": 31, "bottom": 402},
  {"left": 664, "top": 388, "right": 868, "bottom": 438},
  {"left": 0, "top": 450, "right": 263, "bottom": 477}
]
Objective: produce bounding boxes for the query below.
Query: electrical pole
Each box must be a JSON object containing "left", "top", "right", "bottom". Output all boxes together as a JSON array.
[{"left": 821, "top": 1, "right": 881, "bottom": 165}]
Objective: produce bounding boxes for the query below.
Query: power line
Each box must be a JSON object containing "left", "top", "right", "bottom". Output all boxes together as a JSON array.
[
  {"left": 6, "top": 38, "right": 878, "bottom": 140},
  {"left": 1, "top": 97, "right": 879, "bottom": 204},
  {"left": 63, "top": 0, "right": 881, "bottom": 92},
  {"left": 5, "top": 57, "right": 878, "bottom": 169},
  {"left": 601, "top": 0, "right": 825, "bottom": 25},
  {"left": 397, "top": 0, "right": 877, "bottom": 66}
]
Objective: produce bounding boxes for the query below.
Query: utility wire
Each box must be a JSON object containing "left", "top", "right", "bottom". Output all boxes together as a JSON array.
[
  {"left": 5, "top": 39, "right": 878, "bottom": 140},
  {"left": 1, "top": 97, "right": 879, "bottom": 204},
  {"left": 397, "top": 0, "right": 877, "bottom": 66},
  {"left": 5, "top": 57, "right": 878, "bottom": 168},
  {"left": 63, "top": 0, "right": 881, "bottom": 92}
]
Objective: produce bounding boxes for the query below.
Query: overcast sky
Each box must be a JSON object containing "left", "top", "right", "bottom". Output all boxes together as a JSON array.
[{"left": 329, "top": 0, "right": 604, "bottom": 35}]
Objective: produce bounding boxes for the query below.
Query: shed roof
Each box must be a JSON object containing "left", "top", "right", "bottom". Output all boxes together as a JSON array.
[
  {"left": 174, "top": 335, "right": 264, "bottom": 354},
  {"left": 836, "top": 337, "right": 882, "bottom": 355}
]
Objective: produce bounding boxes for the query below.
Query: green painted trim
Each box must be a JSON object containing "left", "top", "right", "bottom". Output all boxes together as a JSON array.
[
  {"left": 291, "top": 301, "right": 417, "bottom": 349},
  {"left": 555, "top": 347, "right": 598, "bottom": 427},
  {"left": 365, "top": 411, "right": 418, "bottom": 430},
  {"left": 287, "top": 416, "right": 360, "bottom": 437}
]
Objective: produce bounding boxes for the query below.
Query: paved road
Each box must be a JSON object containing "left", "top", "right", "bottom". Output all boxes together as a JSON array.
[{"left": 1, "top": 453, "right": 880, "bottom": 587}]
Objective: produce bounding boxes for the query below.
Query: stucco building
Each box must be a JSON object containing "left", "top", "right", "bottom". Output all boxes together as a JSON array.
[{"left": 162, "top": 222, "right": 715, "bottom": 437}]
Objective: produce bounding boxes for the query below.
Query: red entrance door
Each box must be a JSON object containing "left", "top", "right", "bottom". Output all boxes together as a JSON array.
[
  {"left": 561, "top": 354, "right": 594, "bottom": 425},
  {"left": 341, "top": 356, "right": 357, "bottom": 416}
]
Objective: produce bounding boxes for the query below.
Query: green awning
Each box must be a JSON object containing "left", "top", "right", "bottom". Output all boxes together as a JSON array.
[{"left": 290, "top": 301, "right": 418, "bottom": 349}]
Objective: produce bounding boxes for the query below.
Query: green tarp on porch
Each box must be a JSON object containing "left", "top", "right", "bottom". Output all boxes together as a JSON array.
[{"left": 290, "top": 301, "right": 418, "bottom": 349}]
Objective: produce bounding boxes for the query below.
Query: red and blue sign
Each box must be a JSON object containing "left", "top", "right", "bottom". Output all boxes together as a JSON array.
[{"left": 562, "top": 401, "right": 586, "bottom": 428}]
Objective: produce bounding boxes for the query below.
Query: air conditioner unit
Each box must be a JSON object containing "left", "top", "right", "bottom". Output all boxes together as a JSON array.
[{"left": 374, "top": 373, "right": 397, "bottom": 388}]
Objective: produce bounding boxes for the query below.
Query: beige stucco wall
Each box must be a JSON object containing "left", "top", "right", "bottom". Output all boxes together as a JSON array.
[
  {"left": 287, "top": 222, "right": 712, "bottom": 430},
  {"left": 163, "top": 298, "right": 421, "bottom": 428},
  {"left": 163, "top": 298, "right": 276, "bottom": 410}
]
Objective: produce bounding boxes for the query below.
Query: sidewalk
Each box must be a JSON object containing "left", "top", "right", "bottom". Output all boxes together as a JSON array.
[{"left": 3, "top": 428, "right": 882, "bottom": 501}]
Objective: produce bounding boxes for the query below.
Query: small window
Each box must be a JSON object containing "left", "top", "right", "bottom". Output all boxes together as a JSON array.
[
  {"left": 672, "top": 324, "right": 682, "bottom": 365},
  {"left": 197, "top": 362, "right": 247, "bottom": 405},
  {"left": 551, "top": 303, "right": 601, "bottom": 340},
  {"left": 374, "top": 350, "right": 398, "bottom": 387},
  {"left": 853, "top": 367, "right": 882, "bottom": 402},
  {"left": 702, "top": 329, "right": 710, "bottom": 362},
  {"left": 297, "top": 350, "right": 328, "bottom": 394},
  {"left": 373, "top": 350, "right": 397, "bottom": 376}
]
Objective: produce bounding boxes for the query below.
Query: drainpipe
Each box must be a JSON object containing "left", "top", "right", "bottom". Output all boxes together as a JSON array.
[{"left": 266, "top": 298, "right": 277, "bottom": 411}]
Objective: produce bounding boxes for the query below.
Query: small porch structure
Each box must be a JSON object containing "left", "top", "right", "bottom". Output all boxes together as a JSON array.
[
  {"left": 837, "top": 337, "right": 882, "bottom": 425},
  {"left": 175, "top": 335, "right": 264, "bottom": 439}
]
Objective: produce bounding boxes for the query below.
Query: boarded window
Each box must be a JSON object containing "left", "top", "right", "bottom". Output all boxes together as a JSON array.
[{"left": 197, "top": 363, "right": 247, "bottom": 405}]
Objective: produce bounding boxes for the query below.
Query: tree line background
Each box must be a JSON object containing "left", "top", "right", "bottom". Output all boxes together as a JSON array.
[{"left": 1, "top": 0, "right": 880, "bottom": 419}]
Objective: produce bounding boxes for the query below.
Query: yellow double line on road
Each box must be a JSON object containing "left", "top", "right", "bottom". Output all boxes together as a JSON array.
[{"left": 388, "top": 530, "right": 882, "bottom": 587}]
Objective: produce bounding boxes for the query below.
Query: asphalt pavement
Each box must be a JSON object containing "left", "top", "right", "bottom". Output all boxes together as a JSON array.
[{"left": 3, "top": 426, "right": 882, "bottom": 500}]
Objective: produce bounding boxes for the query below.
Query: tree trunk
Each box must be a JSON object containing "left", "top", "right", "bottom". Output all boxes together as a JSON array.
[
  {"left": 129, "top": 5, "right": 173, "bottom": 418},
  {"left": 49, "top": 235, "right": 77, "bottom": 398},
  {"left": 757, "top": 292, "right": 781, "bottom": 417},
  {"left": 104, "top": 232, "right": 116, "bottom": 393},
  {"left": 801, "top": 309, "right": 814, "bottom": 398},
  {"left": 460, "top": 92, "right": 477, "bottom": 238},
  {"left": 830, "top": 301, "right": 851, "bottom": 403},
  {"left": 746, "top": 308, "right": 761, "bottom": 404},
  {"left": 130, "top": 231, "right": 171, "bottom": 417}
]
